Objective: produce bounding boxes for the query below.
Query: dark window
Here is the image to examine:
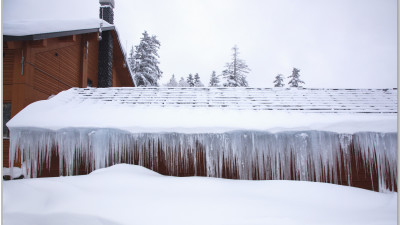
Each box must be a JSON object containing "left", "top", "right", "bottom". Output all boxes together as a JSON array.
[
  {"left": 3, "top": 103, "right": 11, "bottom": 138},
  {"left": 87, "top": 79, "right": 93, "bottom": 87}
]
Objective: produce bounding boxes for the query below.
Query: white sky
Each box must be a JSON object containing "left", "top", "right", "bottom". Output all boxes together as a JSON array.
[{"left": 3, "top": 0, "right": 398, "bottom": 88}]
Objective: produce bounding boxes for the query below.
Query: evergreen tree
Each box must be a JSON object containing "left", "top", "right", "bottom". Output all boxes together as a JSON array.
[
  {"left": 127, "top": 46, "right": 135, "bottom": 72},
  {"left": 178, "top": 77, "right": 189, "bottom": 87},
  {"left": 287, "top": 68, "right": 305, "bottom": 87},
  {"left": 209, "top": 71, "right": 220, "bottom": 87},
  {"left": 132, "top": 31, "right": 162, "bottom": 87},
  {"left": 222, "top": 45, "right": 250, "bottom": 87},
  {"left": 193, "top": 73, "right": 204, "bottom": 87},
  {"left": 187, "top": 74, "right": 194, "bottom": 87},
  {"left": 273, "top": 74, "right": 285, "bottom": 87},
  {"left": 166, "top": 74, "right": 178, "bottom": 87}
]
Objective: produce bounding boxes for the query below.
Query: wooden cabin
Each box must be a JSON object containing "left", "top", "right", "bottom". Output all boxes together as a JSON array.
[{"left": 3, "top": 0, "right": 134, "bottom": 167}]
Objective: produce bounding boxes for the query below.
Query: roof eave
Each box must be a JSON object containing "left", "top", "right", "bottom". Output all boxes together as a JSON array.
[{"left": 3, "top": 26, "right": 115, "bottom": 41}]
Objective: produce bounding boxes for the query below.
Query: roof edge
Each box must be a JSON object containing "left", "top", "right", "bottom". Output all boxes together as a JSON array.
[{"left": 3, "top": 26, "right": 115, "bottom": 41}]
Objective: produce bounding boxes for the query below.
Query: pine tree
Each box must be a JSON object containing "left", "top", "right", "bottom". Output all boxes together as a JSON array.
[
  {"left": 287, "top": 68, "right": 305, "bottom": 88},
  {"left": 273, "top": 74, "right": 285, "bottom": 87},
  {"left": 187, "top": 74, "right": 194, "bottom": 87},
  {"left": 132, "top": 31, "right": 162, "bottom": 87},
  {"left": 222, "top": 45, "right": 250, "bottom": 87},
  {"left": 193, "top": 73, "right": 204, "bottom": 87},
  {"left": 127, "top": 46, "right": 135, "bottom": 72},
  {"left": 209, "top": 71, "right": 220, "bottom": 87},
  {"left": 178, "top": 77, "right": 189, "bottom": 87},
  {"left": 166, "top": 74, "right": 178, "bottom": 87}
]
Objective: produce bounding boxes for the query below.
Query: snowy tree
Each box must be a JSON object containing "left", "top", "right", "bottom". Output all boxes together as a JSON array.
[
  {"left": 132, "top": 31, "right": 162, "bottom": 87},
  {"left": 222, "top": 45, "right": 250, "bottom": 87},
  {"left": 273, "top": 74, "right": 285, "bottom": 87},
  {"left": 287, "top": 68, "right": 305, "bottom": 88},
  {"left": 127, "top": 46, "right": 135, "bottom": 72},
  {"left": 166, "top": 74, "right": 178, "bottom": 87},
  {"left": 209, "top": 71, "right": 220, "bottom": 87},
  {"left": 187, "top": 74, "right": 194, "bottom": 87},
  {"left": 193, "top": 73, "right": 204, "bottom": 87},
  {"left": 178, "top": 77, "right": 189, "bottom": 87}
]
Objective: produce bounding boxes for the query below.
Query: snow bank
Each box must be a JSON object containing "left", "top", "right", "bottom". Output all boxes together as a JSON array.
[{"left": 3, "top": 164, "right": 397, "bottom": 225}]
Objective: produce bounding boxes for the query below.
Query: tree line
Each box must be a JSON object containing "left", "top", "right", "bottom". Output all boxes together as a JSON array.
[{"left": 129, "top": 31, "right": 305, "bottom": 88}]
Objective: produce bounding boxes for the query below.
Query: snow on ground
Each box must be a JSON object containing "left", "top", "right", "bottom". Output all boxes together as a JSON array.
[{"left": 3, "top": 164, "right": 397, "bottom": 225}]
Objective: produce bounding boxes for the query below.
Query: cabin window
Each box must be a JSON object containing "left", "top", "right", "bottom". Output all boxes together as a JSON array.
[
  {"left": 3, "top": 103, "right": 11, "bottom": 138},
  {"left": 87, "top": 79, "right": 93, "bottom": 87}
]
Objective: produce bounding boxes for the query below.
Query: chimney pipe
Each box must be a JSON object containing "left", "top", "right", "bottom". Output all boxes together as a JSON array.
[
  {"left": 99, "top": 0, "right": 115, "bottom": 24},
  {"left": 97, "top": 0, "right": 114, "bottom": 87}
]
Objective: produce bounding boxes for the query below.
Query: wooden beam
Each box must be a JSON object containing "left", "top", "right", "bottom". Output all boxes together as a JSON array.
[
  {"left": 80, "top": 38, "right": 89, "bottom": 87},
  {"left": 58, "top": 35, "right": 77, "bottom": 43},
  {"left": 5, "top": 41, "right": 22, "bottom": 49},
  {"left": 30, "top": 39, "right": 47, "bottom": 48}
]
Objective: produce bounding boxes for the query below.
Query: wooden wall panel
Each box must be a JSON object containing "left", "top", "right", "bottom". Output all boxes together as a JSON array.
[
  {"left": 3, "top": 139, "right": 21, "bottom": 168},
  {"left": 34, "top": 49, "right": 61, "bottom": 96},
  {"left": 3, "top": 85, "right": 13, "bottom": 101},
  {"left": 3, "top": 49, "right": 15, "bottom": 85},
  {"left": 33, "top": 44, "right": 81, "bottom": 96},
  {"left": 87, "top": 37, "right": 99, "bottom": 87},
  {"left": 3, "top": 139, "right": 10, "bottom": 167},
  {"left": 59, "top": 44, "right": 81, "bottom": 87}
]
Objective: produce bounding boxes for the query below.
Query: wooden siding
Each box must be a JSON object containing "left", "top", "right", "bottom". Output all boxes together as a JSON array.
[
  {"left": 3, "top": 139, "right": 21, "bottom": 168},
  {"left": 34, "top": 44, "right": 81, "bottom": 96},
  {"left": 3, "top": 49, "right": 15, "bottom": 102},
  {"left": 3, "top": 139, "right": 10, "bottom": 167},
  {"left": 3, "top": 31, "right": 133, "bottom": 172},
  {"left": 87, "top": 34, "right": 99, "bottom": 87},
  {"left": 32, "top": 138, "right": 396, "bottom": 192},
  {"left": 3, "top": 49, "right": 15, "bottom": 86}
]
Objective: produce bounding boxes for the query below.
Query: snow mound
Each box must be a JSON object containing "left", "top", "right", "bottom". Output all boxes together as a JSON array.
[
  {"left": 89, "top": 163, "right": 161, "bottom": 177},
  {"left": 3, "top": 164, "right": 397, "bottom": 225}
]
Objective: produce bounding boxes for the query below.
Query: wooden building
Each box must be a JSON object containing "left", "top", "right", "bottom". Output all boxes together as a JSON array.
[
  {"left": 6, "top": 87, "right": 397, "bottom": 192},
  {"left": 3, "top": 0, "right": 134, "bottom": 167}
]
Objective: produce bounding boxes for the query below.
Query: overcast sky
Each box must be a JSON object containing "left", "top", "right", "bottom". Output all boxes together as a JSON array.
[{"left": 4, "top": 0, "right": 398, "bottom": 88}]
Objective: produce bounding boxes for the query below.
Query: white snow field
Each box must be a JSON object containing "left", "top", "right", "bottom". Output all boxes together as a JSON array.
[{"left": 3, "top": 164, "right": 397, "bottom": 225}]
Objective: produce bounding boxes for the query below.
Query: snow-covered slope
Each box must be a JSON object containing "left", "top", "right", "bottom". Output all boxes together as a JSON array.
[
  {"left": 3, "top": 164, "right": 397, "bottom": 225},
  {"left": 7, "top": 87, "right": 397, "bottom": 133}
]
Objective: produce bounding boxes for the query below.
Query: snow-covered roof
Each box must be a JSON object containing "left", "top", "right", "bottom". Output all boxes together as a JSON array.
[
  {"left": 3, "top": 18, "right": 114, "bottom": 41},
  {"left": 7, "top": 87, "right": 397, "bottom": 134}
]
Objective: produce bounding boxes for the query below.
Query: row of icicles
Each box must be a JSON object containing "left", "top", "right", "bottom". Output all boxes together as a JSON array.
[{"left": 9, "top": 128, "right": 397, "bottom": 192}]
